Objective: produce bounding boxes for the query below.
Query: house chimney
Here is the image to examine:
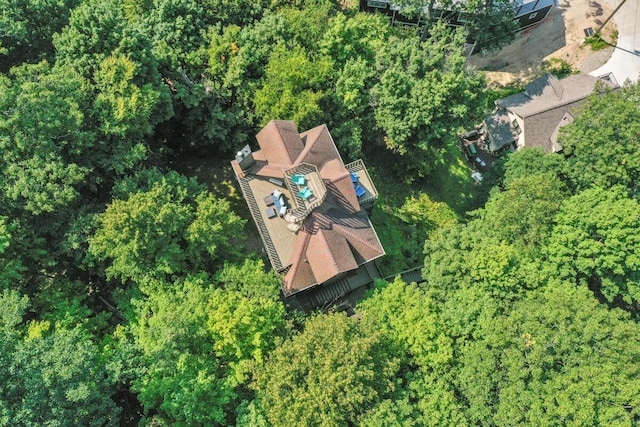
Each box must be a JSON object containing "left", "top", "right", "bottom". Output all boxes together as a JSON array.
[{"left": 236, "top": 144, "right": 255, "bottom": 170}]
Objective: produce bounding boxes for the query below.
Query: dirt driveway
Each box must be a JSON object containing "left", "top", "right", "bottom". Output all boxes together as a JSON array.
[{"left": 468, "top": 0, "right": 618, "bottom": 85}]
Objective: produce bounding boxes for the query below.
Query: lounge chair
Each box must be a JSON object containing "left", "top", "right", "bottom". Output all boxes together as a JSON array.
[
  {"left": 299, "top": 187, "right": 313, "bottom": 200},
  {"left": 354, "top": 185, "right": 365, "bottom": 198},
  {"left": 292, "top": 174, "right": 306, "bottom": 185}
]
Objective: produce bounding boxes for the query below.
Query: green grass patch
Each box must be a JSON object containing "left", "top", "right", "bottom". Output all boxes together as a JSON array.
[
  {"left": 583, "top": 35, "right": 610, "bottom": 51},
  {"left": 542, "top": 58, "right": 576, "bottom": 79}
]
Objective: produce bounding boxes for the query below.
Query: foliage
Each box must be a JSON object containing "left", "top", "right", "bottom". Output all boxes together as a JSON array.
[
  {"left": 0, "top": 62, "right": 94, "bottom": 215},
  {"left": 501, "top": 147, "right": 569, "bottom": 187},
  {"left": 371, "top": 24, "right": 486, "bottom": 178},
  {"left": 0, "top": 218, "right": 24, "bottom": 290},
  {"left": 548, "top": 186, "right": 640, "bottom": 306},
  {"left": 129, "top": 275, "right": 286, "bottom": 425},
  {"left": 458, "top": 283, "right": 640, "bottom": 425},
  {"left": 478, "top": 172, "right": 568, "bottom": 250},
  {"left": 0, "top": 291, "right": 120, "bottom": 426},
  {"left": 254, "top": 45, "right": 332, "bottom": 129},
  {"left": 89, "top": 170, "right": 245, "bottom": 284},
  {"left": 215, "top": 258, "right": 281, "bottom": 300},
  {"left": 0, "top": 0, "right": 80, "bottom": 70},
  {"left": 560, "top": 81, "right": 640, "bottom": 193},
  {"left": 94, "top": 55, "right": 169, "bottom": 141},
  {"left": 542, "top": 57, "right": 576, "bottom": 79},
  {"left": 2, "top": 0, "right": 640, "bottom": 425},
  {"left": 583, "top": 35, "right": 610, "bottom": 51},
  {"left": 460, "top": 0, "right": 518, "bottom": 51},
  {"left": 398, "top": 193, "right": 459, "bottom": 236},
  {"left": 252, "top": 312, "right": 401, "bottom": 427}
]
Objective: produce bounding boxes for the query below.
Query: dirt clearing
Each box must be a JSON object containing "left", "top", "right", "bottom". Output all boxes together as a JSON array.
[{"left": 468, "top": 0, "right": 618, "bottom": 85}]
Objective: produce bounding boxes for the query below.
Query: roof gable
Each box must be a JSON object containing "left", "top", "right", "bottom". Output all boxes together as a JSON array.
[
  {"left": 233, "top": 121, "right": 383, "bottom": 295},
  {"left": 256, "top": 120, "right": 305, "bottom": 165}
]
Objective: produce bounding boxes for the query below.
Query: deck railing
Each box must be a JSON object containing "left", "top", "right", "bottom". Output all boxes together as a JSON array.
[
  {"left": 239, "top": 176, "right": 283, "bottom": 270},
  {"left": 283, "top": 163, "right": 327, "bottom": 223},
  {"left": 345, "top": 159, "right": 378, "bottom": 208}
]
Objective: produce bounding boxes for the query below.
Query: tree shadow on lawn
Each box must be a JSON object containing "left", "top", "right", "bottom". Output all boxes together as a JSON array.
[
  {"left": 169, "top": 150, "right": 267, "bottom": 259},
  {"left": 363, "top": 142, "right": 483, "bottom": 217},
  {"left": 363, "top": 142, "right": 490, "bottom": 275}
]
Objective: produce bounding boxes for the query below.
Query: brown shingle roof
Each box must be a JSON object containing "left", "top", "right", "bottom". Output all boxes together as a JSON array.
[
  {"left": 307, "top": 228, "right": 358, "bottom": 284},
  {"left": 235, "top": 120, "right": 384, "bottom": 295},
  {"left": 282, "top": 209, "right": 384, "bottom": 295},
  {"left": 256, "top": 120, "right": 305, "bottom": 165}
]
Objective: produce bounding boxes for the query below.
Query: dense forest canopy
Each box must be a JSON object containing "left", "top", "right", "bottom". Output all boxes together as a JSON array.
[{"left": 1, "top": 0, "right": 640, "bottom": 425}]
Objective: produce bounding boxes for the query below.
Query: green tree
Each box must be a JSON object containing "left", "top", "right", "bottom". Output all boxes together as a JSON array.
[
  {"left": 254, "top": 45, "right": 332, "bottom": 129},
  {"left": 560, "top": 82, "right": 640, "bottom": 193},
  {"left": 0, "top": 291, "right": 119, "bottom": 426},
  {"left": 501, "top": 146, "right": 568, "bottom": 186},
  {"left": 89, "top": 170, "right": 245, "bottom": 284},
  {"left": 478, "top": 172, "right": 568, "bottom": 250},
  {"left": 215, "top": 258, "right": 281, "bottom": 300},
  {"left": 359, "top": 279, "right": 467, "bottom": 426},
  {"left": 319, "top": 12, "right": 389, "bottom": 69},
  {"left": 0, "top": 0, "right": 80, "bottom": 70},
  {"left": 129, "top": 275, "right": 286, "bottom": 425},
  {"left": 547, "top": 186, "right": 640, "bottom": 307},
  {"left": 94, "top": 55, "right": 170, "bottom": 142},
  {"left": 0, "top": 62, "right": 94, "bottom": 215},
  {"left": 252, "top": 312, "right": 400, "bottom": 427},
  {"left": 371, "top": 24, "right": 486, "bottom": 178},
  {"left": 0, "top": 217, "right": 23, "bottom": 290},
  {"left": 457, "top": 283, "right": 640, "bottom": 425}
]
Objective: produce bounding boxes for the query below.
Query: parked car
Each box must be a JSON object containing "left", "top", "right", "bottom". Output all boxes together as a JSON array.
[{"left": 471, "top": 171, "right": 483, "bottom": 184}]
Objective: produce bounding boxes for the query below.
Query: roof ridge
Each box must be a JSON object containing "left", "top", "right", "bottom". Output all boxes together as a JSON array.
[
  {"left": 285, "top": 231, "right": 313, "bottom": 291},
  {"left": 332, "top": 219, "right": 382, "bottom": 255},
  {"left": 521, "top": 98, "right": 587, "bottom": 118},
  {"left": 295, "top": 124, "right": 328, "bottom": 166},
  {"left": 313, "top": 229, "right": 341, "bottom": 276},
  {"left": 271, "top": 121, "right": 290, "bottom": 161}
]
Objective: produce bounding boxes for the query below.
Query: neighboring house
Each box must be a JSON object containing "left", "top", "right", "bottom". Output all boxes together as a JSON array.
[
  {"left": 231, "top": 120, "right": 385, "bottom": 311},
  {"left": 360, "top": 0, "right": 553, "bottom": 31},
  {"left": 483, "top": 72, "right": 619, "bottom": 154}
]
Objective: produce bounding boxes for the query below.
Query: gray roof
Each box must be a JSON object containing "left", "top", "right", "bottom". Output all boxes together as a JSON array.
[
  {"left": 485, "top": 108, "right": 518, "bottom": 152},
  {"left": 493, "top": 73, "right": 618, "bottom": 152}
]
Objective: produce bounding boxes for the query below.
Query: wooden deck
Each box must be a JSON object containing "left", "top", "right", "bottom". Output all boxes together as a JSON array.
[
  {"left": 346, "top": 159, "right": 378, "bottom": 208},
  {"left": 246, "top": 176, "right": 297, "bottom": 270}
]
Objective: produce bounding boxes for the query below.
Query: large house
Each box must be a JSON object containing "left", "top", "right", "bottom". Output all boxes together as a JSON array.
[
  {"left": 231, "top": 121, "right": 385, "bottom": 310},
  {"left": 483, "top": 72, "right": 619, "bottom": 154}
]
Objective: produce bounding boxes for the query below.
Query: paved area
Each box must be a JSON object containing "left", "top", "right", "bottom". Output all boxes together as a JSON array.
[{"left": 590, "top": 0, "right": 640, "bottom": 84}]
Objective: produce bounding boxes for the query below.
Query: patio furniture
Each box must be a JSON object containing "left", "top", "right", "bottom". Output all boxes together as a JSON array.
[
  {"left": 269, "top": 177, "right": 284, "bottom": 187},
  {"left": 299, "top": 187, "right": 313, "bottom": 200},
  {"left": 273, "top": 189, "right": 282, "bottom": 199},
  {"left": 292, "top": 174, "right": 306, "bottom": 185},
  {"left": 263, "top": 194, "right": 275, "bottom": 206},
  {"left": 265, "top": 207, "right": 277, "bottom": 218},
  {"left": 351, "top": 172, "right": 358, "bottom": 183},
  {"left": 354, "top": 184, "right": 365, "bottom": 198},
  {"left": 274, "top": 195, "right": 286, "bottom": 213}
]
